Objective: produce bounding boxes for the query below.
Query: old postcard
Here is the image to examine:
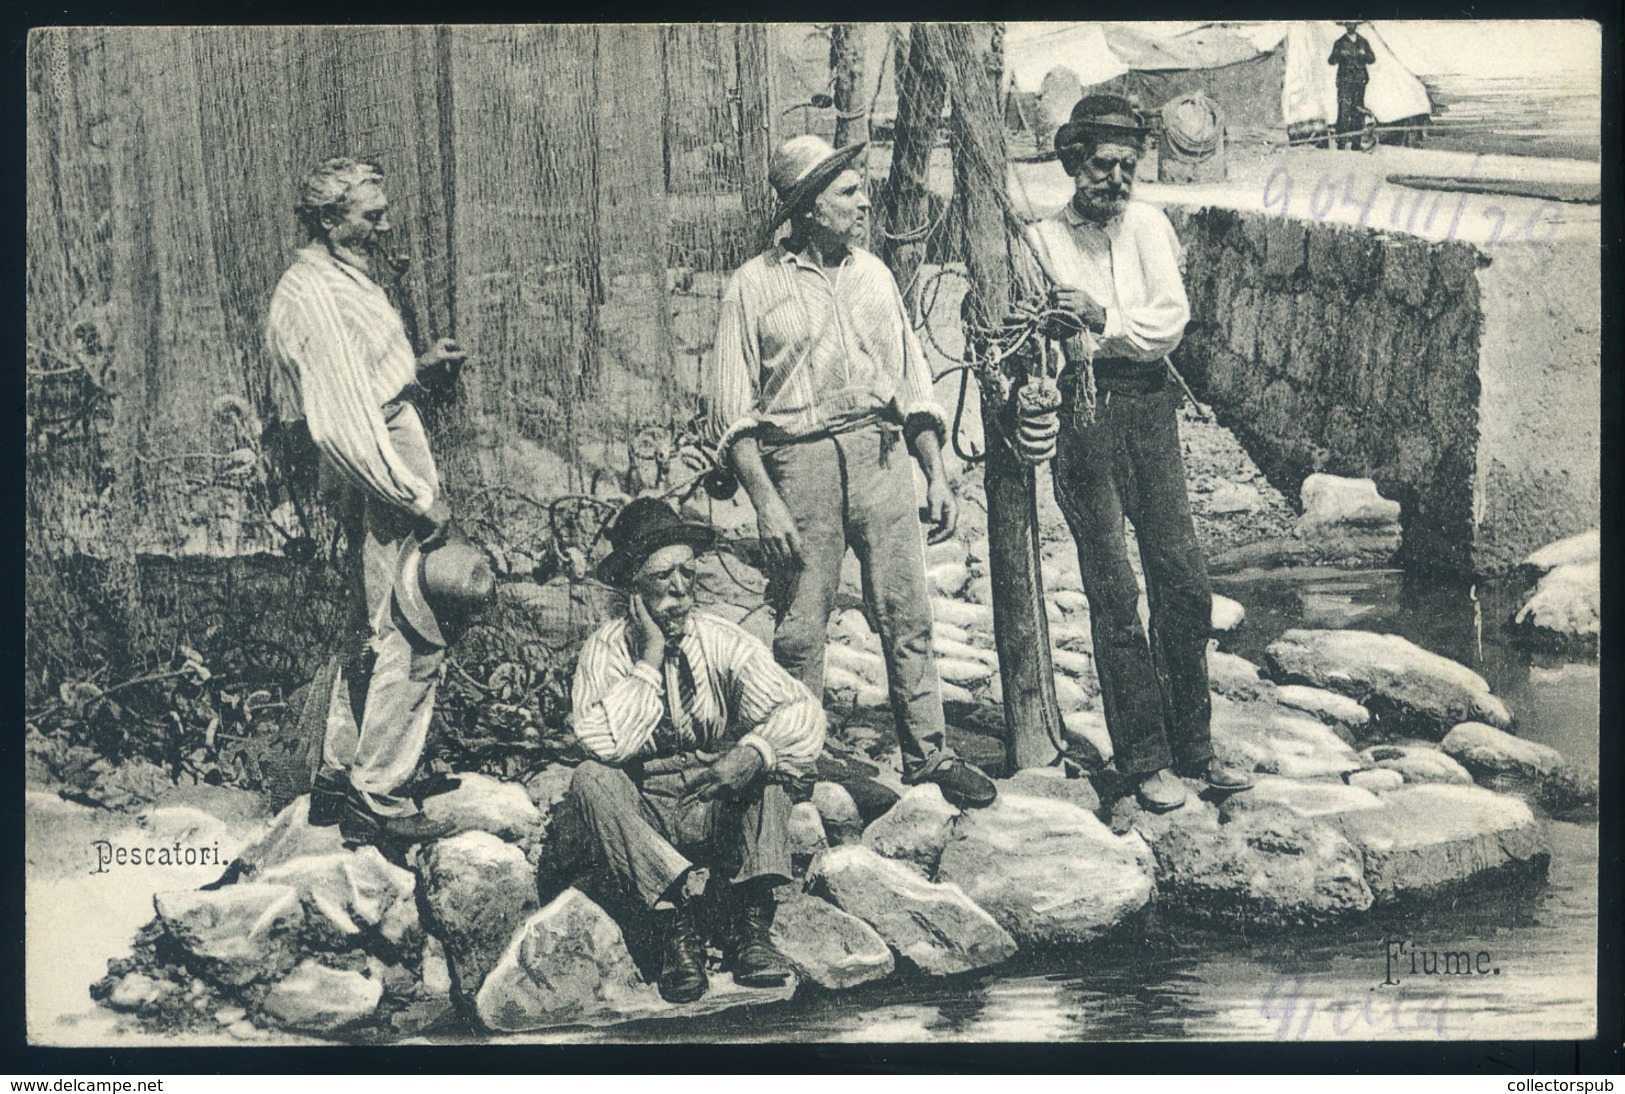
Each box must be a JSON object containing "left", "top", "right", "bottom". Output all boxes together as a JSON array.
[{"left": 24, "top": 20, "right": 1601, "bottom": 1047}]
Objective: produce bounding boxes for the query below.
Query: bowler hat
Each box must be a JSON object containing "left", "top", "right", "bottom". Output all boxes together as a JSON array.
[
  {"left": 768, "top": 134, "right": 869, "bottom": 232},
  {"left": 1054, "top": 93, "right": 1151, "bottom": 160},
  {"left": 394, "top": 532, "right": 496, "bottom": 648},
  {"left": 596, "top": 497, "right": 717, "bottom": 589}
]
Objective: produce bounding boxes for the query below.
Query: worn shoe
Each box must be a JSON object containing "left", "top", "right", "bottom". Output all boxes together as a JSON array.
[
  {"left": 1135, "top": 769, "right": 1189, "bottom": 813},
  {"left": 919, "top": 757, "right": 998, "bottom": 810},
  {"left": 657, "top": 902, "right": 709, "bottom": 1004},
  {"left": 308, "top": 770, "right": 349, "bottom": 827},
  {"left": 339, "top": 800, "right": 458, "bottom": 847},
  {"left": 1175, "top": 758, "right": 1255, "bottom": 792},
  {"left": 726, "top": 884, "right": 792, "bottom": 987}
]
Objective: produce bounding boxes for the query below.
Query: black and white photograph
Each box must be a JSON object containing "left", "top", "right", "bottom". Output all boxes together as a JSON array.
[{"left": 22, "top": 19, "right": 1604, "bottom": 1048}]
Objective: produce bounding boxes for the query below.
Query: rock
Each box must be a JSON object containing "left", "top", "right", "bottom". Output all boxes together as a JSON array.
[
  {"left": 421, "top": 773, "right": 544, "bottom": 842},
  {"left": 1296, "top": 474, "right": 1401, "bottom": 531},
  {"left": 1348, "top": 769, "right": 1405, "bottom": 793},
  {"left": 1263, "top": 629, "right": 1512, "bottom": 737},
  {"left": 415, "top": 832, "right": 537, "bottom": 1006},
  {"left": 932, "top": 619, "right": 973, "bottom": 647},
  {"left": 154, "top": 884, "right": 305, "bottom": 987},
  {"left": 1211, "top": 594, "right": 1246, "bottom": 632},
  {"left": 1441, "top": 722, "right": 1598, "bottom": 816},
  {"left": 930, "top": 598, "right": 993, "bottom": 633},
  {"left": 1049, "top": 673, "right": 1092, "bottom": 714},
  {"left": 1521, "top": 530, "right": 1598, "bottom": 574},
  {"left": 1327, "top": 784, "right": 1549, "bottom": 903},
  {"left": 420, "top": 935, "right": 454, "bottom": 999},
  {"left": 861, "top": 784, "right": 960, "bottom": 875},
  {"left": 826, "top": 643, "right": 888, "bottom": 688},
  {"left": 789, "top": 802, "right": 828, "bottom": 856},
  {"left": 261, "top": 960, "right": 382, "bottom": 1033},
  {"left": 928, "top": 560, "right": 971, "bottom": 597},
  {"left": 1051, "top": 589, "right": 1091, "bottom": 616},
  {"left": 1359, "top": 743, "right": 1474, "bottom": 786},
  {"left": 1209, "top": 648, "right": 1266, "bottom": 700},
  {"left": 1049, "top": 647, "right": 1094, "bottom": 680},
  {"left": 1139, "top": 797, "right": 1373, "bottom": 926},
  {"left": 473, "top": 889, "right": 649, "bottom": 1031},
  {"left": 830, "top": 608, "right": 880, "bottom": 650},
  {"left": 936, "top": 656, "right": 996, "bottom": 689},
  {"left": 232, "top": 797, "right": 347, "bottom": 880},
  {"left": 1210, "top": 696, "right": 1362, "bottom": 780},
  {"left": 1513, "top": 560, "right": 1599, "bottom": 646},
  {"left": 808, "top": 845, "right": 1016, "bottom": 975},
  {"left": 936, "top": 793, "right": 1153, "bottom": 947},
  {"left": 770, "top": 894, "right": 895, "bottom": 990},
  {"left": 940, "top": 680, "right": 979, "bottom": 709},
  {"left": 933, "top": 636, "right": 998, "bottom": 668},
  {"left": 259, "top": 847, "right": 419, "bottom": 948},
  {"left": 523, "top": 764, "right": 576, "bottom": 815},
  {"left": 1062, "top": 709, "right": 1113, "bottom": 766},
  {"left": 106, "top": 972, "right": 166, "bottom": 1011},
  {"left": 1206, "top": 480, "right": 1265, "bottom": 515},
  {"left": 811, "top": 782, "right": 865, "bottom": 845},
  {"left": 1274, "top": 685, "right": 1371, "bottom": 732},
  {"left": 1230, "top": 776, "right": 1385, "bottom": 818},
  {"left": 213, "top": 1005, "right": 247, "bottom": 1026},
  {"left": 998, "top": 767, "right": 1101, "bottom": 815}
]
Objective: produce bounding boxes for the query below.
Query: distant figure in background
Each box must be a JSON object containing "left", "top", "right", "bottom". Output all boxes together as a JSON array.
[
  {"left": 264, "top": 156, "right": 468, "bottom": 846},
  {"left": 1329, "top": 21, "right": 1377, "bottom": 149},
  {"left": 705, "top": 134, "right": 996, "bottom": 811}
]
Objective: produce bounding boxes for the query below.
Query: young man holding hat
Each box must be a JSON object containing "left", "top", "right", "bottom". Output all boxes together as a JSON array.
[
  {"left": 1328, "top": 22, "right": 1377, "bottom": 149},
  {"left": 704, "top": 134, "right": 996, "bottom": 811},
  {"left": 564, "top": 498, "right": 825, "bottom": 1003},
  {"left": 1022, "top": 95, "right": 1252, "bottom": 813},
  {"left": 264, "top": 156, "right": 470, "bottom": 845}
]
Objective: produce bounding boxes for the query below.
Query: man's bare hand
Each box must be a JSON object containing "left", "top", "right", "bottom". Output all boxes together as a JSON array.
[
  {"left": 755, "top": 492, "right": 803, "bottom": 571},
  {"left": 416, "top": 337, "right": 468, "bottom": 387},
  {"left": 922, "top": 477, "right": 958, "bottom": 544},
  {"left": 415, "top": 496, "right": 453, "bottom": 546},
  {"left": 1047, "top": 287, "right": 1107, "bottom": 337},
  {"left": 680, "top": 744, "right": 765, "bottom": 806},
  {"left": 629, "top": 593, "right": 667, "bottom": 668}
]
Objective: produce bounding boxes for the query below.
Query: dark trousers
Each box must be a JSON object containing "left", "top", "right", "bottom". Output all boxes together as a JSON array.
[
  {"left": 1052, "top": 379, "right": 1213, "bottom": 778},
  {"left": 565, "top": 758, "right": 793, "bottom": 909},
  {"left": 1335, "top": 82, "right": 1366, "bottom": 147}
]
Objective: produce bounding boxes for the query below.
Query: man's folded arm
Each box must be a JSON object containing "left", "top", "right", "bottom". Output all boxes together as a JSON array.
[
  {"left": 570, "top": 626, "right": 665, "bottom": 765},
  {"left": 723, "top": 630, "right": 827, "bottom": 775},
  {"left": 1095, "top": 210, "right": 1191, "bottom": 362}
]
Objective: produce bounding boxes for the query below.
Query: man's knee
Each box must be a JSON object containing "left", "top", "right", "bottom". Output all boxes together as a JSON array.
[{"left": 570, "top": 760, "right": 638, "bottom": 807}]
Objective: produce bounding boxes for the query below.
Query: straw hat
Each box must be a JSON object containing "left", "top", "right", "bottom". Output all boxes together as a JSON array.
[
  {"left": 393, "top": 532, "right": 496, "bottom": 648},
  {"left": 595, "top": 498, "right": 717, "bottom": 590},
  {"left": 767, "top": 134, "right": 868, "bottom": 231}
]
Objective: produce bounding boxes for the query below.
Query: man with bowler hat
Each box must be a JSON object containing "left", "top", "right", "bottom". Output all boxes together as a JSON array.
[
  {"left": 704, "top": 134, "right": 997, "bottom": 811},
  {"left": 264, "top": 156, "right": 470, "bottom": 845},
  {"left": 1022, "top": 95, "right": 1253, "bottom": 813},
  {"left": 563, "top": 498, "right": 825, "bottom": 1003}
]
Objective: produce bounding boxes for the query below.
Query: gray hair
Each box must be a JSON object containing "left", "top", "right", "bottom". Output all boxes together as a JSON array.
[{"left": 295, "top": 157, "right": 384, "bottom": 238}]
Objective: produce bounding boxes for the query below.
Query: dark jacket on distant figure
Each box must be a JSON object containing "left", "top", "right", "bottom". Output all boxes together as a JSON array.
[{"left": 1328, "top": 33, "right": 1376, "bottom": 89}]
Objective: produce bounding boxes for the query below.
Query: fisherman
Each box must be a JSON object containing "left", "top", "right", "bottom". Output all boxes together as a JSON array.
[
  {"left": 704, "top": 134, "right": 997, "bottom": 811},
  {"left": 560, "top": 498, "right": 824, "bottom": 1004},
  {"left": 264, "top": 157, "right": 468, "bottom": 845},
  {"left": 1328, "top": 21, "right": 1377, "bottom": 149},
  {"left": 1022, "top": 95, "right": 1253, "bottom": 813}
]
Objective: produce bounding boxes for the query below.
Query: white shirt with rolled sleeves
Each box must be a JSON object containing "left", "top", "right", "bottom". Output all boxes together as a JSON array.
[
  {"left": 1023, "top": 200, "right": 1191, "bottom": 363},
  {"left": 264, "top": 242, "right": 438, "bottom": 517},
  {"left": 571, "top": 611, "right": 826, "bottom": 775}
]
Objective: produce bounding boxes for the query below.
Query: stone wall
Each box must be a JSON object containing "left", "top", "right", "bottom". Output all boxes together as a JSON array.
[{"left": 1165, "top": 206, "right": 1598, "bottom": 576}]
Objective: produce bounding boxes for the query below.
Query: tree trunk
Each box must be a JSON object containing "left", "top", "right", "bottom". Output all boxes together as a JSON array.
[
  {"left": 829, "top": 23, "right": 868, "bottom": 150},
  {"left": 937, "top": 22, "right": 1064, "bottom": 773},
  {"left": 879, "top": 23, "right": 946, "bottom": 318}
]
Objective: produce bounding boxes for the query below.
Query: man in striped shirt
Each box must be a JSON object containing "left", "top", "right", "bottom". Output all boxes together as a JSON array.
[
  {"left": 705, "top": 135, "right": 996, "bottom": 811},
  {"left": 562, "top": 499, "right": 824, "bottom": 1003},
  {"left": 264, "top": 157, "right": 467, "bottom": 845}
]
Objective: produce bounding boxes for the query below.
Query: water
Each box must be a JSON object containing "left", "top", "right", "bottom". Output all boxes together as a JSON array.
[
  {"left": 1422, "top": 74, "right": 1601, "bottom": 163},
  {"left": 502, "top": 567, "right": 1598, "bottom": 1044}
]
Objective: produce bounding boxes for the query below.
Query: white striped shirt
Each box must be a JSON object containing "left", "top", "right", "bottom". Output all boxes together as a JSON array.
[
  {"left": 571, "top": 611, "right": 826, "bottom": 775},
  {"left": 264, "top": 243, "right": 438, "bottom": 516},
  {"left": 1023, "top": 200, "right": 1190, "bottom": 363},
  {"left": 705, "top": 244, "right": 947, "bottom": 461}
]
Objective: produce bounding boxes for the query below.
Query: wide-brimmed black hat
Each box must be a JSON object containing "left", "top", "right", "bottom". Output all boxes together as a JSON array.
[
  {"left": 768, "top": 134, "right": 869, "bottom": 231},
  {"left": 596, "top": 497, "right": 717, "bottom": 589},
  {"left": 1054, "top": 93, "right": 1151, "bottom": 159}
]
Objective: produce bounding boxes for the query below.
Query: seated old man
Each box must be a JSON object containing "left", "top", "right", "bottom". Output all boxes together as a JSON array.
[{"left": 563, "top": 497, "right": 825, "bottom": 1004}]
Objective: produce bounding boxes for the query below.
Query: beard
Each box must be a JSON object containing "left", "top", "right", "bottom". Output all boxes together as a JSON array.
[{"left": 1073, "top": 185, "right": 1131, "bottom": 222}]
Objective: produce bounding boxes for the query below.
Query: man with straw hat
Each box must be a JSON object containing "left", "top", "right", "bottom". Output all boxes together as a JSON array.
[
  {"left": 561, "top": 498, "right": 824, "bottom": 1003},
  {"left": 704, "top": 134, "right": 997, "bottom": 811},
  {"left": 1022, "top": 95, "right": 1253, "bottom": 813}
]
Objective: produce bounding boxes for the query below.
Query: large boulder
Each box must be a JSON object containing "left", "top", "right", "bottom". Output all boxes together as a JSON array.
[
  {"left": 414, "top": 832, "right": 537, "bottom": 1008},
  {"left": 1359, "top": 743, "right": 1473, "bottom": 786},
  {"left": 1440, "top": 722, "right": 1598, "bottom": 817},
  {"left": 1229, "top": 776, "right": 1385, "bottom": 819},
  {"left": 998, "top": 767, "right": 1102, "bottom": 815},
  {"left": 936, "top": 794, "right": 1154, "bottom": 947},
  {"left": 770, "top": 894, "right": 895, "bottom": 990},
  {"left": 1327, "top": 784, "right": 1549, "bottom": 903},
  {"left": 1211, "top": 594, "right": 1246, "bottom": 633},
  {"left": 1513, "top": 560, "right": 1599, "bottom": 649},
  {"left": 789, "top": 802, "right": 829, "bottom": 857},
  {"left": 1273, "top": 685, "right": 1371, "bottom": 733},
  {"left": 260, "top": 847, "right": 419, "bottom": 949},
  {"left": 231, "top": 797, "right": 347, "bottom": 880},
  {"left": 1210, "top": 696, "right": 1363, "bottom": 780},
  {"left": 808, "top": 845, "right": 1016, "bottom": 975},
  {"left": 1209, "top": 649, "right": 1267, "bottom": 701},
  {"left": 153, "top": 884, "right": 304, "bottom": 987},
  {"left": 260, "top": 960, "right": 383, "bottom": 1034},
  {"left": 1263, "top": 629, "right": 1512, "bottom": 738},
  {"left": 1296, "top": 474, "right": 1402, "bottom": 531},
  {"left": 1521, "top": 529, "right": 1598, "bottom": 575},
  {"left": 811, "top": 781, "right": 865, "bottom": 846},
  {"left": 420, "top": 773, "right": 544, "bottom": 842},
  {"left": 861, "top": 784, "right": 960, "bottom": 875}
]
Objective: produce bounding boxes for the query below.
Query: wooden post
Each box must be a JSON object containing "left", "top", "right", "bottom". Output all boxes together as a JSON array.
[
  {"left": 879, "top": 23, "right": 945, "bottom": 318},
  {"left": 936, "top": 22, "right": 1064, "bottom": 773},
  {"left": 735, "top": 24, "right": 775, "bottom": 239},
  {"left": 829, "top": 23, "right": 867, "bottom": 149}
]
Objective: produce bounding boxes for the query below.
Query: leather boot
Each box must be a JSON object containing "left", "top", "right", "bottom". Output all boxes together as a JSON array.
[
  {"left": 657, "top": 900, "right": 708, "bottom": 1004},
  {"left": 727, "top": 882, "right": 791, "bottom": 987}
]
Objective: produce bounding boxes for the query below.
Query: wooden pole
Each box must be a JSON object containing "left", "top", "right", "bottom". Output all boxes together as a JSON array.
[
  {"left": 735, "top": 24, "right": 775, "bottom": 239},
  {"left": 879, "top": 23, "right": 945, "bottom": 319},
  {"left": 936, "top": 22, "right": 1064, "bottom": 773},
  {"left": 829, "top": 24, "right": 868, "bottom": 149}
]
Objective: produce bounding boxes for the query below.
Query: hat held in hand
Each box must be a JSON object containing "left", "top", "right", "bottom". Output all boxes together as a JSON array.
[{"left": 394, "top": 531, "right": 496, "bottom": 648}]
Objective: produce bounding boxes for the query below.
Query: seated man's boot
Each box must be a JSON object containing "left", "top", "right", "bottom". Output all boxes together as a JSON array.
[
  {"left": 657, "top": 900, "right": 709, "bottom": 1004},
  {"left": 726, "top": 882, "right": 792, "bottom": 987}
]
